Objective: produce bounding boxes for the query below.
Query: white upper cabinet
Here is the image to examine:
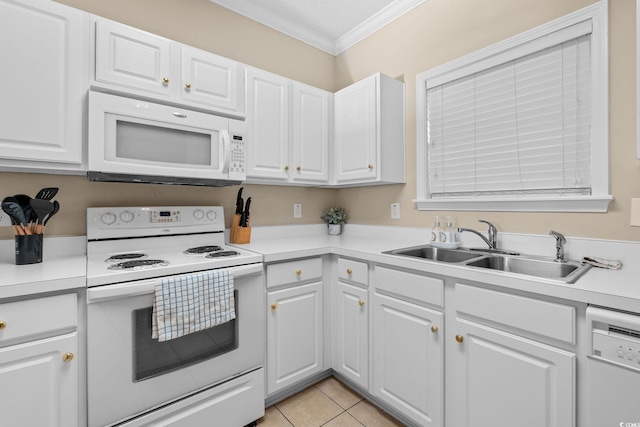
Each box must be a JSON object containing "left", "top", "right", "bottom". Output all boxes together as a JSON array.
[
  {"left": 334, "top": 73, "right": 405, "bottom": 186},
  {"left": 0, "top": 0, "right": 88, "bottom": 172},
  {"left": 291, "top": 82, "right": 332, "bottom": 184},
  {"left": 93, "top": 17, "right": 244, "bottom": 116},
  {"left": 180, "top": 45, "right": 243, "bottom": 113},
  {"left": 94, "top": 18, "right": 173, "bottom": 99},
  {"left": 245, "top": 67, "right": 290, "bottom": 181},
  {"left": 245, "top": 69, "right": 332, "bottom": 185}
]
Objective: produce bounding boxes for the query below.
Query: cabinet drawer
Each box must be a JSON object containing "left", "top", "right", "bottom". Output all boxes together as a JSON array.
[
  {"left": 374, "top": 266, "right": 443, "bottom": 307},
  {"left": 337, "top": 258, "right": 368, "bottom": 286},
  {"left": 456, "top": 284, "right": 575, "bottom": 344},
  {"left": 0, "top": 293, "right": 77, "bottom": 344},
  {"left": 267, "top": 257, "right": 323, "bottom": 289}
]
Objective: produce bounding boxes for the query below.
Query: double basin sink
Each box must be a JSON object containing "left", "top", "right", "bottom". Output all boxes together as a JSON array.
[{"left": 383, "top": 245, "right": 591, "bottom": 284}]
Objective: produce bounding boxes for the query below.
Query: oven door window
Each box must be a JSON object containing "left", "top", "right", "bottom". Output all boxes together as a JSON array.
[{"left": 133, "top": 291, "right": 238, "bottom": 382}]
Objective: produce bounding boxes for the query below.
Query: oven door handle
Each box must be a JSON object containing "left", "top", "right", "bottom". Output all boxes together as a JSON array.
[{"left": 87, "top": 263, "right": 263, "bottom": 303}]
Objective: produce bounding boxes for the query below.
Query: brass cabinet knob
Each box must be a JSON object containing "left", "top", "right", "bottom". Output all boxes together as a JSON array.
[
  {"left": 368, "top": 163, "right": 374, "bottom": 170},
  {"left": 431, "top": 325, "right": 439, "bottom": 334},
  {"left": 270, "top": 303, "right": 278, "bottom": 310},
  {"left": 346, "top": 268, "right": 353, "bottom": 275},
  {"left": 162, "top": 77, "right": 169, "bottom": 84},
  {"left": 295, "top": 269, "right": 302, "bottom": 276},
  {"left": 455, "top": 334, "right": 464, "bottom": 343},
  {"left": 284, "top": 165, "right": 289, "bottom": 171},
  {"left": 62, "top": 352, "right": 74, "bottom": 362},
  {"left": 358, "top": 299, "right": 365, "bottom": 306},
  {"left": 0, "top": 320, "right": 6, "bottom": 330},
  {"left": 296, "top": 166, "right": 301, "bottom": 171},
  {"left": 185, "top": 82, "right": 191, "bottom": 89}
]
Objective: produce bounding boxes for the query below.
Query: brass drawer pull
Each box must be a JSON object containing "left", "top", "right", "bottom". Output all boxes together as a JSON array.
[
  {"left": 346, "top": 268, "right": 353, "bottom": 275},
  {"left": 162, "top": 77, "right": 169, "bottom": 84},
  {"left": 0, "top": 320, "right": 6, "bottom": 330},
  {"left": 358, "top": 299, "right": 365, "bottom": 307},
  {"left": 295, "top": 269, "right": 302, "bottom": 276},
  {"left": 270, "top": 303, "right": 278, "bottom": 311},
  {"left": 455, "top": 334, "right": 464, "bottom": 344},
  {"left": 62, "top": 352, "right": 74, "bottom": 362},
  {"left": 431, "top": 325, "right": 439, "bottom": 334}
]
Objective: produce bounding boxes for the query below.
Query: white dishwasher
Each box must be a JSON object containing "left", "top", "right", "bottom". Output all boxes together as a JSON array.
[{"left": 586, "top": 306, "right": 640, "bottom": 427}]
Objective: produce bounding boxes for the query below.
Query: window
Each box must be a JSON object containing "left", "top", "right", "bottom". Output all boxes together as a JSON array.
[{"left": 415, "top": 1, "right": 611, "bottom": 212}]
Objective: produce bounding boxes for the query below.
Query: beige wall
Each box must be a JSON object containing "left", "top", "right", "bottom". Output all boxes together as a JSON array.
[
  {"left": 335, "top": 0, "right": 640, "bottom": 241},
  {"left": 2, "top": 0, "right": 638, "bottom": 242}
]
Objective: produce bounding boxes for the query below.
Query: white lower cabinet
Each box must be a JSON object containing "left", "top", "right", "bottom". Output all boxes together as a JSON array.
[
  {"left": 0, "top": 293, "right": 78, "bottom": 427},
  {"left": 267, "top": 280, "right": 323, "bottom": 395},
  {"left": 448, "top": 282, "right": 577, "bottom": 427},
  {"left": 334, "top": 281, "right": 368, "bottom": 388},
  {"left": 372, "top": 292, "right": 444, "bottom": 426},
  {"left": 448, "top": 318, "right": 575, "bottom": 427}
]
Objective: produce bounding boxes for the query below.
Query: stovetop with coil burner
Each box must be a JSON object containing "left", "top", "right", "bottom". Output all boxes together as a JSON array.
[{"left": 86, "top": 206, "right": 260, "bottom": 287}]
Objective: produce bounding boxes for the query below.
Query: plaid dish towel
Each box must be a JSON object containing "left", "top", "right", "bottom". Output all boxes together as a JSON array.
[{"left": 152, "top": 269, "right": 235, "bottom": 342}]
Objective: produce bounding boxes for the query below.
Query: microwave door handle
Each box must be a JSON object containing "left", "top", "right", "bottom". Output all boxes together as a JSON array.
[{"left": 220, "top": 130, "right": 230, "bottom": 174}]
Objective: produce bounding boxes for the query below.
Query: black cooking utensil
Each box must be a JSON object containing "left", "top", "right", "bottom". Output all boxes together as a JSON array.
[
  {"left": 30, "top": 199, "right": 54, "bottom": 233},
  {"left": 2, "top": 201, "right": 29, "bottom": 234},
  {"left": 35, "top": 187, "right": 58, "bottom": 201},
  {"left": 43, "top": 200, "right": 60, "bottom": 226},
  {"left": 13, "top": 194, "right": 35, "bottom": 224}
]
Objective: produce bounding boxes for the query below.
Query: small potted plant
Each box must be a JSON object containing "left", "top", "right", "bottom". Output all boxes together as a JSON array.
[{"left": 321, "top": 207, "right": 346, "bottom": 235}]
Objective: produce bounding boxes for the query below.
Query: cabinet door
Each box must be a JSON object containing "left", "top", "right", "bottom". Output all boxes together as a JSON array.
[
  {"left": 267, "top": 282, "right": 323, "bottom": 395},
  {"left": 334, "top": 74, "right": 378, "bottom": 183},
  {"left": 95, "top": 18, "right": 173, "bottom": 98},
  {"left": 291, "top": 82, "right": 331, "bottom": 183},
  {"left": 180, "top": 45, "right": 241, "bottom": 113},
  {"left": 245, "top": 68, "right": 289, "bottom": 181},
  {"left": 373, "top": 293, "right": 443, "bottom": 426},
  {"left": 334, "top": 281, "right": 368, "bottom": 388},
  {"left": 450, "top": 318, "right": 575, "bottom": 427},
  {"left": 0, "top": 333, "right": 77, "bottom": 427},
  {"left": 0, "top": 0, "right": 85, "bottom": 165}
]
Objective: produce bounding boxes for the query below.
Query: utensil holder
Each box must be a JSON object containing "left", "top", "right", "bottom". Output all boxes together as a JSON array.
[
  {"left": 230, "top": 214, "right": 251, "bottom": 244},
  {"left": 15, "top": 234, "right": 43, "bottom": 265}
]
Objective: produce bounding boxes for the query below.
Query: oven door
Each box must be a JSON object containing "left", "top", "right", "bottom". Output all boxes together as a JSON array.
[{"left": 86, "top": 263, "right": 264, "bottom": 427}]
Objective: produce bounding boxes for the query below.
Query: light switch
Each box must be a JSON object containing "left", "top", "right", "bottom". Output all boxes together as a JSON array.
[{"left": 630, "top": 198, "right": 640, "bottom": 226}]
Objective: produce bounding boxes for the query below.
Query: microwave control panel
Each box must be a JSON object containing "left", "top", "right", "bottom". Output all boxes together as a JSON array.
[{"left": 229, "top": 133, "right": 246, "bottom": 178}]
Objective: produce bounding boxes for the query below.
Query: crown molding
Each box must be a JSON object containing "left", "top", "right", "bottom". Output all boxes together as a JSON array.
[{"left": 209, "top": 0, "right": 426, "bottom": 55}]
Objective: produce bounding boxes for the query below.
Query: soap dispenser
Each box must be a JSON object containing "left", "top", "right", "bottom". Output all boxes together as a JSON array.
[
  {"left": 443, "top": 216, "right": 458, "bottom": 246},
  {"left": 431, "top": 216, "right": 441, "bottom": 244}
]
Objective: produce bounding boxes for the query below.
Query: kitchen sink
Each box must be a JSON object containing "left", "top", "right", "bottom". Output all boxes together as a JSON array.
[
  {"left": 383, "top": 245, "right": 483, "bottom": 263},
  {"left": 466, "top": 255, "right": 591, "bottom": 283},
  {"left": 383, "top": 244, "right": 592, "bottom": 284}
]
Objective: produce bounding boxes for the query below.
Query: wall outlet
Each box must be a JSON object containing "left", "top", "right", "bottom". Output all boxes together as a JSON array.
[
  {"left": 391, "top": 202, "right": 400, "bottom": 219},
  {"left": 293, "top": 203, "right": 302, "bottom": 218},
  {"left": 0, "top": 212, "right": 10, "bottom": 227}
]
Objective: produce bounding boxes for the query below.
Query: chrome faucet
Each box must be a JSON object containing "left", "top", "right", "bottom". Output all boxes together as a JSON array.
[
  {"left": 549, "top": 230, "right": 566, "bottom": 262},
  {"left": 458, "top": 220, "right": 498, "bottom": 249}
]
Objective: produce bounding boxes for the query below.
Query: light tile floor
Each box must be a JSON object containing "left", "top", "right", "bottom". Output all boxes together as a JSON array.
[{"left": 257, "top": 376, "right": 404, "bottom": 427}]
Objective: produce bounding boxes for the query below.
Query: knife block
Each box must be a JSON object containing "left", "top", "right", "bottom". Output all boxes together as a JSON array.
[{"left": 230, "top": 213, "right": 251, "bottom": 244}]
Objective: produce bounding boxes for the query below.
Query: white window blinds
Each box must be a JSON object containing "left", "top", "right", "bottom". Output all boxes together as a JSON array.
[{"left": 426, "top": 30, "right": 592, "bottom": 198}]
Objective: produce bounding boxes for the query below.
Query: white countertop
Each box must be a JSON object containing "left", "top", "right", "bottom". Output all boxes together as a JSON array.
[
  {"left": 0, "top": 236, "right": 86, "bottom": 300},
  {"left": 234, "top": 224, "right": 640, "bottom": 313}
]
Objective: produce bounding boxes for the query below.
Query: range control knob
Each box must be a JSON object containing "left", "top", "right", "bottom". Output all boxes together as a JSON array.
[
  {"left": 206, "top": 210, "right": 217, "bottom": 221},
  {"left": 101, "top": 212, "right": 116, "bottom": 225},
  {"left": 193, "top": 209, "right": 205, "bottom": 220},
  {"left": 120, "top": 210, "right": 135, "bottom": 223}
]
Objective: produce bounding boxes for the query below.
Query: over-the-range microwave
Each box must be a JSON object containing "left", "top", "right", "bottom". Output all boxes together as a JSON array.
[{"left": 88, "top": 91, "right": 246, "bottom": 186}]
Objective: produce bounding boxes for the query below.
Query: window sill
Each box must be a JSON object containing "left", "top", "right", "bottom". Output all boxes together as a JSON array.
[{"left": 414, "top": 195, "right": 614, "bottom": 213}]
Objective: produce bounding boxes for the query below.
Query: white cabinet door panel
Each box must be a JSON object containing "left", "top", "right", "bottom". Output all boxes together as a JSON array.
[
  {"left": 0, "top": 333, "right": 77, "bottom": 427},
  {"left": 373, "top": 292, "right": 443, "bottom": 426},
  {"left": 95, "top": 18, "right": 172, "bottom": 98},
  {"left": 0, "top": 0, "right": 85, "bottom": 165},
  {"left": 334, "top": 282, "right": 368, "bottom": 388},
  {"left": 246, "top": 68, "right": 289, "bottom": 181},
  {"left": 452, "top": 318, "right": 575, "bottom": 427}
]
